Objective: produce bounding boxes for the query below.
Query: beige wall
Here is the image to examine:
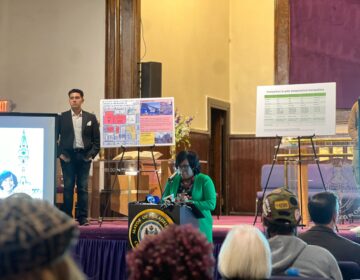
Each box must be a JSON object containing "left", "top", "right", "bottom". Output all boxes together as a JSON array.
[
  {"left": 0, "top": 0, "right": 105, "bottom": 117},
  {"left": 142, "top": 0, "right": 275, "bottom": 134},
  {"left": 230, "top": 1, "right": 275, "bottom": 134},
  {"left": 141, "top": 0, "right": 230, "bottom": 131},
  {"left": 0, "top": 0, "right": 275, "bottom": 133}
]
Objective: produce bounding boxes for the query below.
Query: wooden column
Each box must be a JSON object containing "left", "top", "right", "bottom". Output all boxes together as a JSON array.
[
  {"left": 275, "top": 0, "right": 290, "bottom": 85},
  {"left": 297, "top": 163, "right": 310, "bottom": 226},
  {"left": 102, "top": 0, "right": 141, "bottom": 216},
  {"left": 105, "top": 0, "right": 141, "bottom": 159},
  {"left": 105, "top": 0, "right": 141, "bottom": 100}
]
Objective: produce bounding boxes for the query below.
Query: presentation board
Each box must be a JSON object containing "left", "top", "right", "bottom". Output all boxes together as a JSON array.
[
  {"left": 0, "top": 113, "right": 57, "bottom": 203},
  {"left": 256, "top": 82, "right": 336, "bottom": 137},
  {"left": 100, "top": 98, "right": 174, "bottom": 148}
]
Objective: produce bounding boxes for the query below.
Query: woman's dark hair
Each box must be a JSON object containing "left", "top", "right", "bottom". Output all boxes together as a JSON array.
[
  {"left": 175, "top": 150, "right": 201, "bottom": 175},
  {"left": 0, "top": 171, "right": 18, "bottom": 191},
  {"left": 126, "top": 224, "right": 214, "bottom": 280},
  {"left": 308, "top": 192, "right": 339, "bottom": 224}
]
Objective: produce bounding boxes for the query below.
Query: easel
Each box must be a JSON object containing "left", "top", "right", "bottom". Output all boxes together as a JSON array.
[
  {"left": 253, "top": 135, "right": 282, "bottom": 225},
  {"left": 99, "top": 145, "right": 162, "bottom": 227},
  {"left": 253, "top": 134, "right": 327, "bottom": 226},
  {"left": 296, "top": 135, "right": 327, "bottom": 226}
]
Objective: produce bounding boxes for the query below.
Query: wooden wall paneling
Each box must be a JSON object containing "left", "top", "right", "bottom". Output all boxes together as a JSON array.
[
  {"left": 229, "top": 136, "right": 277, "bottom": 214},
  {"left": 189, "top": 130, "right": 210, "bottom": 174}
]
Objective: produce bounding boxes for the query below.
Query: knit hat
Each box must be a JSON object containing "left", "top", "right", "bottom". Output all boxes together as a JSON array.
[
  {"left": 262, "top": 187, "right": 301, "bottom": 226},
  {"left": 0, "top": 194, "right": 79, "bottom": 277}
]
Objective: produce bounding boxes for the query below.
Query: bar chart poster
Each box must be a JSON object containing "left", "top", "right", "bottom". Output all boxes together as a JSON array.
[
  {"left": 256, "top": 82, "right": 336, "bottom": 137},
  {"left": 100, "top": 97, "right": 174, "bottom": 147}
]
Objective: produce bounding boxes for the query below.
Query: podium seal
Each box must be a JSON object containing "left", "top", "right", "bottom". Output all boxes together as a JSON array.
[{"left": 129, "top": 209, "right": 174, "bottom": 248}]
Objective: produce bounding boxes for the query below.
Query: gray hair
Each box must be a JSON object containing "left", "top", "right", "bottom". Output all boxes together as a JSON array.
[{"left": 218, "top": 224, "right": 272, "bottom": 279}]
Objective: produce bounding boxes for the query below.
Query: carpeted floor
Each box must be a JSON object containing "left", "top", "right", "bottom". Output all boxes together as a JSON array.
[{"left": 79, "top": 215, "right": 360, "bottom": 243}]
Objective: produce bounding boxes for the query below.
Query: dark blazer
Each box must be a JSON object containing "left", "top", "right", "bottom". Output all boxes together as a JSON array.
[
  {"left": 299, "top": 225, "right": 360, "bottom": 265},
  {"left": 57, "top": 110, "right": 100, "bottom": 159}
]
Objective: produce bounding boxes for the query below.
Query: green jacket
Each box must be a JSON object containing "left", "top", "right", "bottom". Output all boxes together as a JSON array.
[{"left": 162, "top": 173, "right": 216, "bottom": 242}]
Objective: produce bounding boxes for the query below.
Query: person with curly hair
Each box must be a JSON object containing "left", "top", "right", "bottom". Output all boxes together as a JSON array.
[{"left": 126, "top": 224, "right": 215, "bottom": 280}]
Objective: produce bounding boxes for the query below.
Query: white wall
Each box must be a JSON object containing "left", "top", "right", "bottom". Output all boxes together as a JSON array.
[{"left": 0, "top": 0, "right": 105, "bottom": 117}]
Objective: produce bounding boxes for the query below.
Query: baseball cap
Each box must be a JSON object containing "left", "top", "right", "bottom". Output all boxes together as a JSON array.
[{"left": 262, "top": 187, "right": 301, "bottom": 225}]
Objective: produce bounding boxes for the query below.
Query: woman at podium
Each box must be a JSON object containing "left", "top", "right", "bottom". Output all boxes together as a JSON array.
[{"left": 162, "top": 150, "right": 216, "bottom": 242}]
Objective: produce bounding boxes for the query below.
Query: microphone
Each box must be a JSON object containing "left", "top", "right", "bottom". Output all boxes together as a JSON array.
[
  {"left": 145, "top": 194, "right": 160, "bottom": 204},
  {"left": 168, "top": 169, "right": 179, "bottom": 182}
]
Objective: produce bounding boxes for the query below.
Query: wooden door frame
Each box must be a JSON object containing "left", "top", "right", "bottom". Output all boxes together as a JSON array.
[{"left": 207, "top": 97, "right": 230, "bottom": 215}]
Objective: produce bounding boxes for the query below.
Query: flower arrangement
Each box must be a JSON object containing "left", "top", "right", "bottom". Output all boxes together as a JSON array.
[{"left": 174, "top": 110, "right": 194, "bottom": 149}]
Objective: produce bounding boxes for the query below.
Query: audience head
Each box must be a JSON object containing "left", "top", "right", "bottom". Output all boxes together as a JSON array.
[
  {"left": 218, "top": 225, "right": 272, "bottom": 280},
  {"left": 0, "top": 170, "right": 18, "bottom": 194},
  {"left": 175, "top": 150, "right": 201, "bottom": 178},
  {"left": 308, "top": 191, "right": 339, "bottom": 226},
  {"left": 126, "top": 224, "right": 214, "bottom": 280},
  {"left": 262, "top": 187, "right": 301, "bottom": 237},
  {"left": 0, "top": 193, "right": 85, "bottom": 280}
]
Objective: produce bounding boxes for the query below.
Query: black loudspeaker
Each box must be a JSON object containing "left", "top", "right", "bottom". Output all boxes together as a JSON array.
[{"left": 141, "top": 62, "right": 162, "bottom": 98}]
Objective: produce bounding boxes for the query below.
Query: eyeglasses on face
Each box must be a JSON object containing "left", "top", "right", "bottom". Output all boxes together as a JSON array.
[{"left": 178, "top": 164, "right": 191, "bottom": 170}]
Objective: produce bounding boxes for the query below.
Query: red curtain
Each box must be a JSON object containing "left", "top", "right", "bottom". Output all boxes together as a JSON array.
[{"left": 290, "top": 0, "right": 360, "bottom": 109}]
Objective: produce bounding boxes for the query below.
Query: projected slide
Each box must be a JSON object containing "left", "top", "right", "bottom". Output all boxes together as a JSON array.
[
  {"left": 0, "top": 128, "right": 44, "bottom": 198},
  {"left": 100, "top": 98, "right": 175, "bottom": 148},
  {"left": 0, "top": 113, "right": 57, "bottom": 203}
]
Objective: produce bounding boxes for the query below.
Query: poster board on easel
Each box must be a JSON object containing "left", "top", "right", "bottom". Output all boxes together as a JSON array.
[
  {"left": 100, "top": 97, "right": 175, "bottom": 148},
  {"left": 254, "top": 82, "right": 336, "bottom": 226},
  {"left": 256, "top": 82, "right": 336, "bottom": 137},
  {"left": 99, "top": 98, "right": 174, "bottom": 220}
]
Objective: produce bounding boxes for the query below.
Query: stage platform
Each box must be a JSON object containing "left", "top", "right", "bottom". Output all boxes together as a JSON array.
[{"left": 74, "top": 215, "right": 360, "bottom": 280}]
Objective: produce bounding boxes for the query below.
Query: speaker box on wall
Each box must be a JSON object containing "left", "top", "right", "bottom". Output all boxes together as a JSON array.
[{"left": 141, "top": 62, "right": 162, "bottom": 98}]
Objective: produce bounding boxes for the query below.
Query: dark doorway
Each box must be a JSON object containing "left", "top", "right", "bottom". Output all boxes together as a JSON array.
[{"left": 208, "top": 99, "right": 230, "bottom": 216}]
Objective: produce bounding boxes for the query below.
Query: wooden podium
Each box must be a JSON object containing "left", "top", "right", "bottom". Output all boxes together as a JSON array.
[{"left": 128, "top": 203, "right": 202, "bottom": 247}]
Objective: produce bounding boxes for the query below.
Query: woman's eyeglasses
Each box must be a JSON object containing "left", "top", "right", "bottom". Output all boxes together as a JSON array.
[{"left": 178, "top": 164, "right": 191, "bottom": 170}]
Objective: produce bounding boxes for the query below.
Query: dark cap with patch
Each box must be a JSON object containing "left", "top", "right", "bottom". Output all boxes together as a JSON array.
[{"left": 262, "top": 187, "right": 301, "bottom": 225}]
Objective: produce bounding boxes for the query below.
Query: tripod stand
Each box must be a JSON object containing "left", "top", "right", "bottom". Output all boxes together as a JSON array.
[
  {"left": 99, "top": 145, "right": 163, "bottom": 227},
  {"left": 253, "top": 135, "right": 327, "bottom": 226},
  {"left": 253, "top": 136, "right": 282, "bottom": 225}
]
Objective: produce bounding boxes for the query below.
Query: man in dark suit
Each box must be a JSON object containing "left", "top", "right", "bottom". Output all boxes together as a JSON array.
[
  {"left": 57, "top": 89, "right": 100, "bottom": 226},
  {"left": 299, "top": 191, "right": 360, "bottom": 265}
]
